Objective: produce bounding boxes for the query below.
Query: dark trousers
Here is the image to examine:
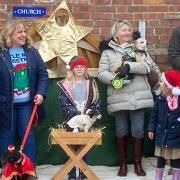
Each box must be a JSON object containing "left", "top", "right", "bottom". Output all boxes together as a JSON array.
[
  {"left": 114, "top": 109, "right": 145, "bottom": 138},
  {"left": 0, "top": 102, "right": 36, "bottom": 163},
  {"left": 68, "top": 145, "right": 88, "bottom": 178}
]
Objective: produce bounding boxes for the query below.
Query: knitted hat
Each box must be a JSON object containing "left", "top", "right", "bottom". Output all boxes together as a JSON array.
[
  {"left": 161, "top": 70, "right": 180, "bottom": 95},
  {"left": 67, "top": 56, "right": 88, "bottom": 70}
]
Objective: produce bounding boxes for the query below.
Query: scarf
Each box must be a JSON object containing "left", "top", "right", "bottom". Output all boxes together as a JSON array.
[{"left": 166, "top": 95, "right": 179, "bottom": 111}]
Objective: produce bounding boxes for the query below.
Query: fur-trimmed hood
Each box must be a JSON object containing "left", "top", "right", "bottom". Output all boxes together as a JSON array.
[
  {"left": 99, "top": 38, "right": 133, "bottom": 54},
  {"left": 99, "top": 37, "right": 114, "bottom": 53}
]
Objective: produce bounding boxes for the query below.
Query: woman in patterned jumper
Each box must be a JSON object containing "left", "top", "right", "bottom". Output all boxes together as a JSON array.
[{"left": 0, "top": 20, "right": 48, "bottom": 165}]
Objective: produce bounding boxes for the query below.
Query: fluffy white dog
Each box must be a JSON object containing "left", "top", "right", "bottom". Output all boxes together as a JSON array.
[
  {"left": 133, "top": 37, "right": 148, "bottom": 63},
  {"left": 134, "top": 37, "right": 148, "bottom": 51},
  {"left": 66, "top": 111, "right": 102, "bottom": 132}
]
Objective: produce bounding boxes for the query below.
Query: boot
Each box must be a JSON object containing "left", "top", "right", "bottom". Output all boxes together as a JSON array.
[
  {"left": 79, "top": 170, "right": 87, "bottom": 180},
  {"left": 172, "top": 168, "right": 180, "bottom": 180},
  {"left": 133, "top": 137, "right": 146, "bottom": 176},
  {"left": 117, "top": 136, "right": 128, "bottom": 176},
  {"left": 68, "top": 167, "right": 76, "bottom": 180},
  {"left": 155, "top": 168, "right": 164, "bottom": 180}
]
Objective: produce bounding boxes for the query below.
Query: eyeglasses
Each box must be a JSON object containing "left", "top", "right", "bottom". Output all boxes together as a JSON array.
[
  {"left": 113, "top": 20, "right": 123, "bottom": 23},
  {"left": 113, "top": 19, "right": 131, "bottom": 34},
  {"left": 73, "top": 65, "right": 86, "bottom": 70}
]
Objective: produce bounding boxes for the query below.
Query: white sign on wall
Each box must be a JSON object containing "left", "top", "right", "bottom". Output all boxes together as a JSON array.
[{"left": 139, "top": 20, "right": 146, "bottom": 38}]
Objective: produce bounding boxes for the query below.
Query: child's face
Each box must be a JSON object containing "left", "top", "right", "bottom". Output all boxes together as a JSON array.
[
  {"left": 160, "top": 81, "right": 171, "bottom": 97},
  {"left": 72, "top": 65, "right": 87, "bottom": 78}
]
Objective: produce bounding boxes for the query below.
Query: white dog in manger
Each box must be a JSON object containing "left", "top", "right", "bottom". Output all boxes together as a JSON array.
[{"left": 65, "top": 110, "right": 102, "bottom": 132}]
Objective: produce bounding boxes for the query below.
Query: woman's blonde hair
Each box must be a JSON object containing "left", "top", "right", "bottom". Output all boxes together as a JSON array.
[
  {"left": 161, "top": 81, "right": 172, "bottom": 97},
  {"left": 111, "top": 20, "right": 132, "bottom": 42},
  {"left": 0, "top": 19, "right": 32, "bottom": 49}
]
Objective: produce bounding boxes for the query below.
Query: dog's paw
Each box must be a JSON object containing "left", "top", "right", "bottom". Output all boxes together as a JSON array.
[
  {"left": 73, "top": 128, "right": 79, "bottom": 132},
  {"left": 84, "top": 128, "right": 89, "bottom": 132}
]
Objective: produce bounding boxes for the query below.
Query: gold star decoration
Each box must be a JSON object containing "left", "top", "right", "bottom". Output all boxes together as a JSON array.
[{"left": 33, "top": 0, "right": 92, "bottom": 65}]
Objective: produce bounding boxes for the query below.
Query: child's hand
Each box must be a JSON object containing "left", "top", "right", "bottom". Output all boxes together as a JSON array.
[{"left": 148, "top": 131, "right": 154, "bottom": 140}]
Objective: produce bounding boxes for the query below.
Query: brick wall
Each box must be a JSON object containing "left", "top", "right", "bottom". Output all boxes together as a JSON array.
[{"left": 1, "top": 0, "right": 180, "bottom": 68}]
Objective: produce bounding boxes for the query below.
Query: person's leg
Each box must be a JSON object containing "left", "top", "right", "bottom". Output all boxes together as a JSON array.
[
  {"left": 0, "top": 108, "right": 16, "bottom": 164},
  {"left": 130, "top": 109, "right": 146, "bottom": 176},
  {"left": 130, "top": 109, "right": 145, "bottom": 139},
  {"left": 157, "top": 156, "right": 166, "bottom": 168},
  {"left": 115, "top": 110, "right": 128, "bottom": 138},
  {"left": 171, "top": 158, "right": 180, "bottom": 180},
  {"left": 167, "top": 159, "right": 172, "bottom": 175},
  {"left": 16, "top": 103, "right": 36, "bottom": 164},
  {"left": 114, "top": 110, "right": 128, "bottom": 176},
  {"left": 68, "top": 145, "right": 88, "bottom": 179},
  {"left": 79, "top": 154, "right": 88, "bottom": 179},
  {"left": 168, "top": 167, "right": 172, "bottom": 175},
  {"left": 68, "top": 167, "right": 76, "bottom": 180},
  {"left": 68, "top": 145, "right": 77, "bottom": 179},
  {"left": 155, "top": 157, "right": 166, "bottom": 180}
]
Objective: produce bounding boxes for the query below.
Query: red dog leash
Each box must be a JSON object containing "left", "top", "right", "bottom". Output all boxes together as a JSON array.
[
  {"left": 1, "top": 104, "right": 38, "bottom": 180},
  {"left": 20, "top": 104, "right": 37, "bottom": 152}
]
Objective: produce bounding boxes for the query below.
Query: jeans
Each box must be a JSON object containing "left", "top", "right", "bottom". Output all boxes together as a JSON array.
[
  {"left": 0, "top": 102, "right": 36, "bottom": 163},
  {"left": 114, "top": 109, "right": 145, "bottom": 138}
]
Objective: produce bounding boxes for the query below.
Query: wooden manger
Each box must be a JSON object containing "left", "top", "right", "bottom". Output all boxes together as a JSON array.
[{"left": 50, "top": 129, "right": 102, "bottom": 180}]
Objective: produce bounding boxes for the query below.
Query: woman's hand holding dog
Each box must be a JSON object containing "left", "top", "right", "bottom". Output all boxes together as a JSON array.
[{"left": 115, "top": 64, "right": 130, "bottom": 78}]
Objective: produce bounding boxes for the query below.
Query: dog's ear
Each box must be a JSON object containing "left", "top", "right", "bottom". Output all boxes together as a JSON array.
[
  {"left": 132, "top": 31, "right": 141, "bottom": 40},
  {"left": 89, "top": 114, "right": 93, "bottom": 118}
]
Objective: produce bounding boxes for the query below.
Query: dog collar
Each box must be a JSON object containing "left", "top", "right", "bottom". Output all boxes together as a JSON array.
[{"left": 134, "top": 49, "right": 147, "bottom": 56}]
